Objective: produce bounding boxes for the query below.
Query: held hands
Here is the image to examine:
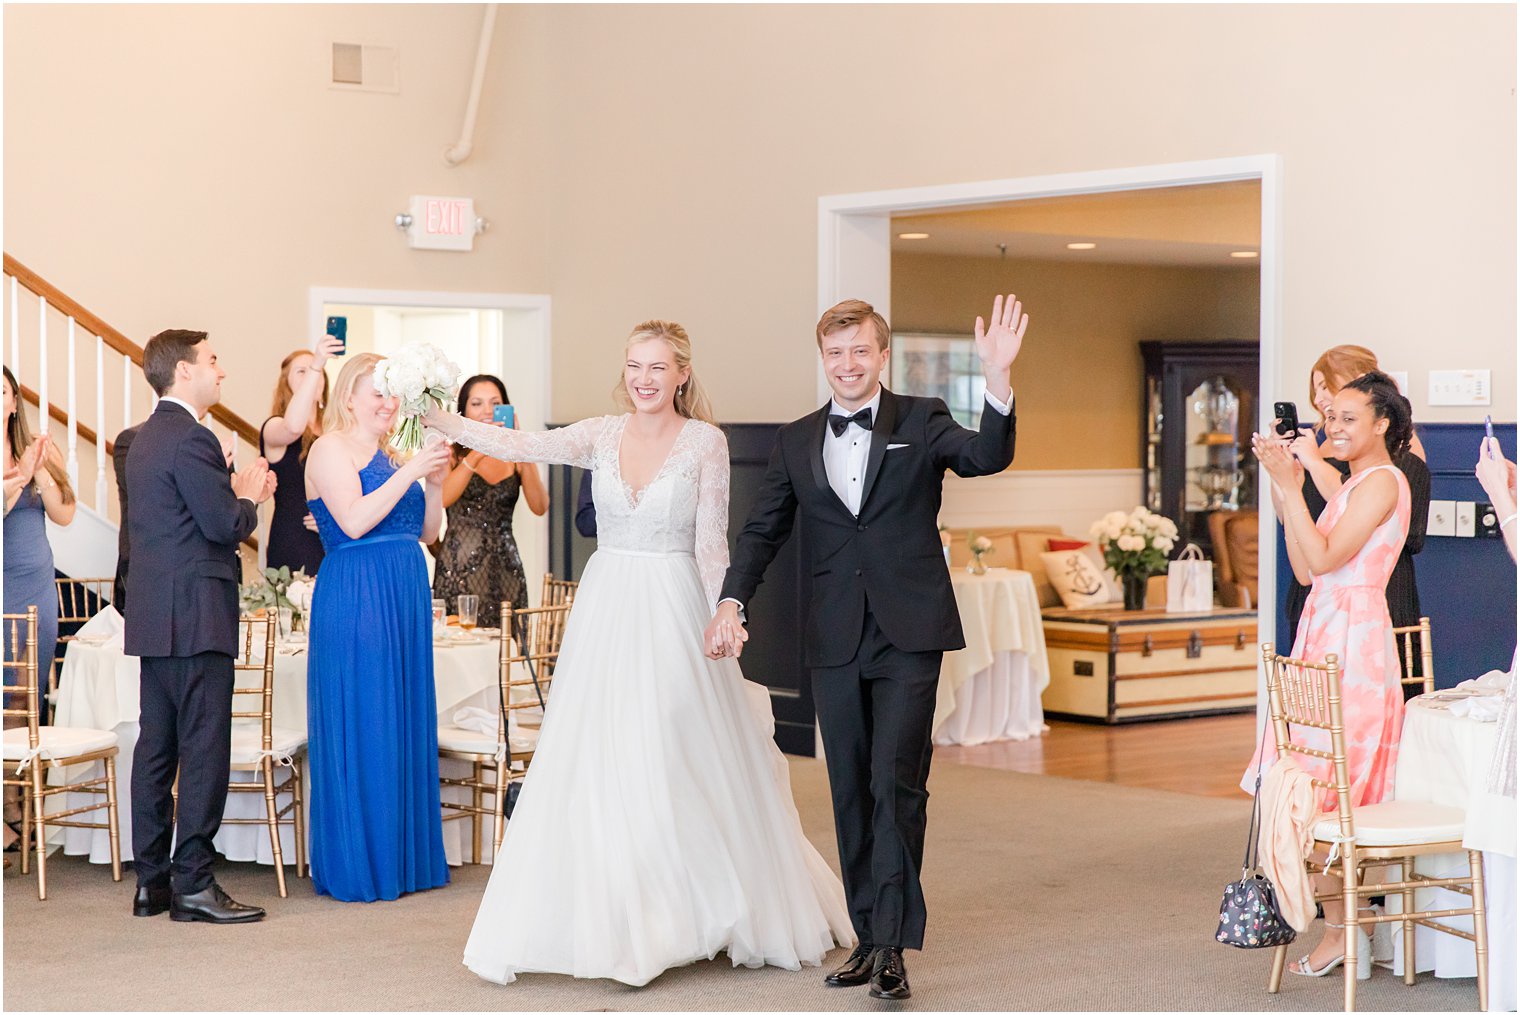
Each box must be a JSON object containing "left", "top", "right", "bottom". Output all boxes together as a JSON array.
[{"left": 703, "top": 601, "right": 749, "bottom": 660}]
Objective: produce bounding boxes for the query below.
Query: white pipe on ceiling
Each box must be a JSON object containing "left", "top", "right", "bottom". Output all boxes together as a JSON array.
[{"left": 443, "top": 4, "right": 498, "bottom": 168}]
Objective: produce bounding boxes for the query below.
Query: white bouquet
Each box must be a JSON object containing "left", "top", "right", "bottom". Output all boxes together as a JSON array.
[
  {"left": 371, "top": 342, "right": 462, "bottom": 451},
  {"left": 1088, "top": 506, "right": 1178, "bottom": 582},
  {"left": 286, "top": 576, "right": 316, "bottom": 619}
]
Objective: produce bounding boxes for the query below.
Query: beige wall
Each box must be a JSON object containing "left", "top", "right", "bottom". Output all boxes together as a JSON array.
[
  {"left": 891, "top": 253, "right": 1259, "bottom": 469},
  {"left": 4, "top": 4, "right": 1514, "bottom": 438}
]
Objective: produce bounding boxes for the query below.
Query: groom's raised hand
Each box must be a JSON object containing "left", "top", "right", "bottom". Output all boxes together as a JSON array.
[{"left": 973, "top": 293, "right": 1028, "bottom": 405}]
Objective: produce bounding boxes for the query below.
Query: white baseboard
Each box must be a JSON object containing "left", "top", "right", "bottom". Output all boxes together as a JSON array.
[
  {"left": 47, "top": 504, "right": 119, "bottom": 592},
  {"left": 940, "top": 468, "right": 1143, "bottom": 539}
]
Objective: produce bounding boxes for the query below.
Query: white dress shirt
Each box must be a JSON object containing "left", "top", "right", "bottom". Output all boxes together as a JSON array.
[{"left": 823, "top": 386, "right": 1011, "bottom": 517}]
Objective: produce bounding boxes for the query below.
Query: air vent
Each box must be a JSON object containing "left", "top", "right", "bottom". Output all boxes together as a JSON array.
[{"left": 330, "top": 42, "right": 400, "bottom": 93}]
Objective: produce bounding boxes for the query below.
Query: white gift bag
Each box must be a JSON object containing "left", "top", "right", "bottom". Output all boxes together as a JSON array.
[{"left": 1166, "top": 543, "right": 1214, "bottom": 612}]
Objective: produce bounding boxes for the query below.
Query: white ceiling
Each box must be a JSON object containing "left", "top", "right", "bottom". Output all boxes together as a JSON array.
[{"left": 891, "top": 180, "right": 1262, "bottom": 267}]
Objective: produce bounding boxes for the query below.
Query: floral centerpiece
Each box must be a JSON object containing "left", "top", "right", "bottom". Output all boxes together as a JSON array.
[
  {"left": 371, "top": 342, "right": 463, "bottom": 452},
  {"left": 1089, "top": 507, "right": 1178, "bottom": 610},
  {"left": 240, "top": 566, "right": 312, "bottom": 637},
  {"left": 965, "top": 530, "right": 995, "bottom": 575}
]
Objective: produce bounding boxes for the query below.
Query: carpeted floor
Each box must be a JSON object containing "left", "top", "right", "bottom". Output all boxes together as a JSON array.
[{"left": 2, "top": 758, "right": 1482, "bottom": 1011}]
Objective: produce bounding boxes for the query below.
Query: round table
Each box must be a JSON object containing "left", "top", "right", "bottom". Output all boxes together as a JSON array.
[
  {"left": 1389, "top": 691, "right": 1516, "bottom": 1010},
  {"left": 933, "top": 568, "right": 1051, "bottom": 746},
  {"left": 51, "top": 631, "right": 507, "bottom": 868}
]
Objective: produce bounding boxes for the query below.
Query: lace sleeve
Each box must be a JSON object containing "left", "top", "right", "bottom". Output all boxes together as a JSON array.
[
  {"left": 693, "top": 425, "right": 732, "bottom": 612},
  {"left": 427, "top": 413, "right": 606, "bottom": 469}
]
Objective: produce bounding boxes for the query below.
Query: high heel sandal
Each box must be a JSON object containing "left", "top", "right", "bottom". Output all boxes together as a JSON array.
[{"left": 1288, "top": 920, "right": 1374, "bottom": 980}]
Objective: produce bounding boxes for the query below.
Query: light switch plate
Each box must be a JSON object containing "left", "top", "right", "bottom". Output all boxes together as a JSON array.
[
  {"left": 1455, "top": 501, "right": 1476, "bottom": 537},
  {"left": 1427, "top": 499, "right": 1457, "bottom": 537},
  {"left": 1429, "top": 370, "right": 1492, "bottom": 406}
]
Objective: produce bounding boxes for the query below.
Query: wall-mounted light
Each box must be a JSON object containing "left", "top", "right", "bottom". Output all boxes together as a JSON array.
[
  {"left": 1229, "top": 250, "right": 1259, "bottom": 259},
  {"left": 1066, "top": 242, "right": 1097, "bottom": 250},
  {"left": 898, "top": 232, "right": 930, "bottom": 240}
]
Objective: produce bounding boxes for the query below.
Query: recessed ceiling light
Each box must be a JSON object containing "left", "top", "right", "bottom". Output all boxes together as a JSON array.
[
  {"left": 898, "top": 232, "right": 929, "bottom": 240},
  {"left": 1229, "top": 250, "right": 1259, "bottom": 259},
  {"left": 1066, "top": 242, "right": 1097, "bottom": 250}
]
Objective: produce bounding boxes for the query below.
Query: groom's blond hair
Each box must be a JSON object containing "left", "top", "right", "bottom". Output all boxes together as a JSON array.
[{"left": 817, "top": 300, "right": 891, "bottom": 352}]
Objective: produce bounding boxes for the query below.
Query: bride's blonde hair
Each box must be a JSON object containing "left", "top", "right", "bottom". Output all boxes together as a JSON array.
[{"left": 611, "top": 320, "right": 716, "bottom": 425}]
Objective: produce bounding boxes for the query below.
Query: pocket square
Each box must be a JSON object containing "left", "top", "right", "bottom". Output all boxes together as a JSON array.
[{"left": 887, "top": 443, "right": 910, "bottom": 450}]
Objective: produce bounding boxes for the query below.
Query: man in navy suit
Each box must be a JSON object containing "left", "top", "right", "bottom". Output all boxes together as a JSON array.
[{"left": 124, "top": 329, "right": 275, "bottom": 923}]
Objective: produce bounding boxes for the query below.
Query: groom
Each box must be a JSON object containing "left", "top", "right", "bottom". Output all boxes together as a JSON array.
[{"left": 705, "top": 295, "right": 1026, "bottom": 1001}]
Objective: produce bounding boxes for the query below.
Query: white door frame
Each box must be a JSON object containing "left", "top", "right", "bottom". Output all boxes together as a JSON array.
[
  {"left": 816, "top": 154, "right": 1284, "bottom": 668},
  {"left": 307, "top": 284, "right": 554, "bottom": 592}
]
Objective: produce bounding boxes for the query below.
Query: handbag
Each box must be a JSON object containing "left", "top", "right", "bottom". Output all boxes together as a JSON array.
[
  {"left": 1167, "top": 543, "right": 1214, "bottom": 613},
  {"left": 1215, "top": 726, "right": 1298, "bottom": 949}
]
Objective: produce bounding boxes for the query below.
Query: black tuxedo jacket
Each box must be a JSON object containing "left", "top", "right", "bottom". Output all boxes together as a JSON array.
[
  {"left": 719, "top": 388, "right": 1015, "bottom": 668},
  {"left": 123, "top": 403, "right": 256, "bottom": 659}
]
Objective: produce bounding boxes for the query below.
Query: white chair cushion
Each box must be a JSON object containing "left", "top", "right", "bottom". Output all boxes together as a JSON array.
[
  {"left": 1313, "top": 799, "right": 1467, "bottom": 848},
  {"left": 437, "top": 724, "right": 540, "bottom": 756},
  {"left": 2, "top": 726, "right": 117, "bottom": 763},
  {"left": 229, "top": 723, "right": 307, "bottom": 764}
]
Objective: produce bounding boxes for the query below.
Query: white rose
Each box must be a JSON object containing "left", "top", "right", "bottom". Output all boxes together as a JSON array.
[
  {"left": 1155, "top": 536, "right": 1175, "bottom": 554},
  {"left": 1160, "top": 518, "right": 1179, "bottom": 539},
  {"left": 371, "top": 360, "right": 390, "bottom": 394},
  {"left": 1105, "top": 511, "right": 1129, "bottom": 529}
]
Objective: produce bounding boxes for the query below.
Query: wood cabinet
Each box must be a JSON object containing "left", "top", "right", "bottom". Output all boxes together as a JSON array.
[{"left": 1140, "top": 341, "right": 1259, "bottom": 558}]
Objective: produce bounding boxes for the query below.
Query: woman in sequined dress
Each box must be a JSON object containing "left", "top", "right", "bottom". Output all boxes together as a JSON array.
[{"left": 431, "top": 375, "right": 548, "bottom": 627}]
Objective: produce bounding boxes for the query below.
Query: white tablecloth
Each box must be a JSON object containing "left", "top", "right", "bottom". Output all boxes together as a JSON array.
[
  {"left": 1390, "top": 694, "right": 1517, "bottom": 1010},
  {"left": 933, "top": 569, "right": 1051, "bottom": 746},
  {"left": 51, "top": 634, "right": 507, "bottom": 869}
]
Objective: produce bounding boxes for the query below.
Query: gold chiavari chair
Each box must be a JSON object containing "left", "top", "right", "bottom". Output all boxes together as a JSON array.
[
  {"left": 537, "top": 574, "right": 578, "bottom": 678},
  {"left": 219, "top": 614, "right": 307, "bottom": 897},
  {"left": 52, "top": 577, "right": 115, "bottom": 723},
  {"left": 1261, "top": 644, "right": 1489, "bottom": 1012},
  {"left": 541, "top": 573, "right": 578, "bottom": 608},
  {"left": 1390, "top": 617, "right": 1435, "bottom": 696},
  {"left": 439, "top": 601, "right": 570, "bottom": 863},
  {"left": 1, "top": 606, "right": 122, "bottom": 899}
]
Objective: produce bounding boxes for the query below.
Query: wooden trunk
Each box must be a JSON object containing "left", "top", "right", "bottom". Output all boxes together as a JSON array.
[{"left": 1041, "top": 606, "right": 1258, "bottom": 723}]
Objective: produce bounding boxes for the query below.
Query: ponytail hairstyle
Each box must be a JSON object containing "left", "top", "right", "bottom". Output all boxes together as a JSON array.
[
  {"left": 611, "top": 320, "right": 716, "bottom": 425},
  {"left": 1343, "top": 369, "right": 1413, "bottom": 459}
]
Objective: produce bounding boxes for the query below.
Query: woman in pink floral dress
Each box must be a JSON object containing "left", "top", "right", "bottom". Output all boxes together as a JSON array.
[{"left": 1246, "top": 370, "right": 1413, "bottom": 977}]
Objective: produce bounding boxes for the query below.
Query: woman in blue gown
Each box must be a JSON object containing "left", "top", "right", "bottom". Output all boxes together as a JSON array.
[{"left": 302, "top": 353, "right": 454, "bottom": 901}]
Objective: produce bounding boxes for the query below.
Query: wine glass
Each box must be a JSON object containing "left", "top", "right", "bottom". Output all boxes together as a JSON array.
[
  {"left": 458, "top": 595, "right": 479, "bottom": 633},
  {"left": 431, "top": 598, "right": 446, "bottom": 632}
]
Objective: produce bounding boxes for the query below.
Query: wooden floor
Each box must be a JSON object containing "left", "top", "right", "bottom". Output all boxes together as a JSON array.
[{"left": 937, "top": 712, "right": 1257, "bottom": 799}]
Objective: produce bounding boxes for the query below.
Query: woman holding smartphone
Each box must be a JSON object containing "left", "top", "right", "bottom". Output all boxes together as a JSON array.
[
  {"left": 1281, "top": 345, "right": 1430, "bottom": 696},
  {"left": 432, "top": 374, "right": 548, "bottom": 628}
]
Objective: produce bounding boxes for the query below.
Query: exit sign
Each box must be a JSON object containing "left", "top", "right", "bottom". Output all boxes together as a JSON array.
[{"left": 403, "top": 195, "right": 479, "bottom": 251}]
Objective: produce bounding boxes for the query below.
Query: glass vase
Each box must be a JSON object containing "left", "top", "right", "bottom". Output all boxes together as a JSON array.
[{"left": 1122, "top": 574, "right": 1148, "bottom": 611}]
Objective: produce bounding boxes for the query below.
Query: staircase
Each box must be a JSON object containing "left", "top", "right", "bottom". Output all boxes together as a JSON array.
[{"left": 3, "top": 254, "right": 263, "bottom": 583}]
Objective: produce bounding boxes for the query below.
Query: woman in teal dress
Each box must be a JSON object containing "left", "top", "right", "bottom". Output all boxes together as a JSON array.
[{"left": 302, "top": 353, "right": 454, "bottom": 901}]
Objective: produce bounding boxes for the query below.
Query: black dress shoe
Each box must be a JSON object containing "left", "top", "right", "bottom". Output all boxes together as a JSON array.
[
  {"left": 132, "top": 881, "right": 171, "bottom": 917},
  {"left": 869, "top": 947, "right": 911, "bottom": 1001},
  {"left": 169, "top": 882, "right": 265, "bottom": 924},
  {"left": 824, "top": 944, "right": 878, "bottom": 987}
]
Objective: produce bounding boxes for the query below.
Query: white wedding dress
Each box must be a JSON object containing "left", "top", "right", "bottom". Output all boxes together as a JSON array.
[{"left": 437, "top": 412, "right": 854, "bottom": 987}]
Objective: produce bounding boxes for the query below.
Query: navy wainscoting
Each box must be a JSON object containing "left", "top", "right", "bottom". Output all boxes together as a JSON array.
[{"left": 1274, "top": 421, "right": 1517, "bottom": 685}]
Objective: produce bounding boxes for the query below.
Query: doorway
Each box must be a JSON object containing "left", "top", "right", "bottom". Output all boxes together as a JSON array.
[{"left": 306, "top": 287, "right": 552, "bottom": 597}]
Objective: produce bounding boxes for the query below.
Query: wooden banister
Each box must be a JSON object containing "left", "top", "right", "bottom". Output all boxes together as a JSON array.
[
  {"left": 20, "top": 383, "right": 110, "bottom": 455},
  {"left": 3, "top": 253, "right": 260, "bottom": 446}
]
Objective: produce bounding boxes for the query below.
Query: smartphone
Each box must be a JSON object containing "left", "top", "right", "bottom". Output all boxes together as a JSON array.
[
  {"left": 1273, "top": 401, "right": 1300, "bottom": 437},
  {"left": 1486, "top": 415, "right": 1496, "bottom": 457},
  {"left": 325, "top": 315, "right": 347, "bottom": 356},
  {"left": 492, "top": 404, "right": 515, "bottom": 428}
]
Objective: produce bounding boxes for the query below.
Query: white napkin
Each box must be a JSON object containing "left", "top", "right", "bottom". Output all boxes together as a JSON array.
[
  {"left": 76, "top": 605, "right": 124, "bottom": 640},
  {"left": 1455, "top": 670, "right": 1512, "bottom": 695},
  {"left": 1449, "top": 695, "right": 1504, "bottom": 722},
  {"left": 452, "top": 705, "right": 516, "bottom": 735}
]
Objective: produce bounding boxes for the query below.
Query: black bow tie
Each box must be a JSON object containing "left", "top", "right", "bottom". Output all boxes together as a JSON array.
[{"left": 829, "top": 408, "right": 874, "bottom": 437}]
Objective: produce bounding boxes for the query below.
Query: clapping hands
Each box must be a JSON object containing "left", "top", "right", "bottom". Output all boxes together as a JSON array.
[
  {"left": 1252, "top": 431, "right": 1302, "bottom": 492},
  {"left": 233, "top": 457, "right": 278, "bottom": 504}
]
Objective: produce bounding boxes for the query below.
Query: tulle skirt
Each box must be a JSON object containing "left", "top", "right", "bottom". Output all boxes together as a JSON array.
[{"left": 462, "top": 547, "right": 853, "bottom": 986}]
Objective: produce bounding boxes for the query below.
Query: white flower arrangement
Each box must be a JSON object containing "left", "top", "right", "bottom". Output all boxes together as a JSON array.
[
  {"left": 1088, "top": 507, "right": 1179, "bottom": 580},
  {"left": 371, "top": 342, "right": 462, "bottom": 451},
  {"left": 286, "top": 576, "right": 316, "bottom": 618}
]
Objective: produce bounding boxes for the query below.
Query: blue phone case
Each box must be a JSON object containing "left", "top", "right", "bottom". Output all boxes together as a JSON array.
[{"left": 493, "top": 404, "right": 514, "bottom": 427}]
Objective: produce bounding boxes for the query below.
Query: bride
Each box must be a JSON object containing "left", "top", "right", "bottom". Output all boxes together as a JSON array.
[{"left": 426, "top": 320, "right": 853, "bottom": 987}]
